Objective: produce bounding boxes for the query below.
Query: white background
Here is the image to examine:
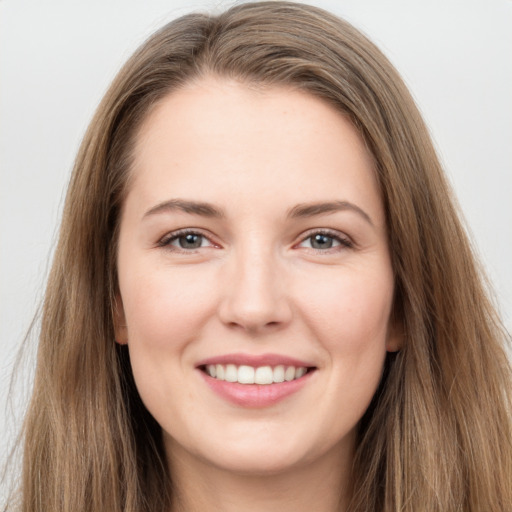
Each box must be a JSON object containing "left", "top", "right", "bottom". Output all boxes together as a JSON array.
[{"left": 1, "top": 0, "right": 511, "bottom": 494}]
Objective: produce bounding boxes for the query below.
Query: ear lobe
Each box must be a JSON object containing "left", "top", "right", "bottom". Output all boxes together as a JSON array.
[
  {"left": 113, "top": 295, "right": 128, "bottom": 345},
  {"left": 385, "top": 316, "right": 403, "bottom": 353}
]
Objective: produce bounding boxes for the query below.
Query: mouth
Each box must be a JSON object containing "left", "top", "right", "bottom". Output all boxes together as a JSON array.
[
  {"left": 196, "top": 353, "right": 317, "bottom": 407},
  {"left": 199, "top": 363, "right": 316, "bottom": 385}
]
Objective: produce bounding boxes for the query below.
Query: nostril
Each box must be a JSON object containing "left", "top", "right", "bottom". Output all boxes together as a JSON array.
[{"left": 217, "top": 271, "right": 293, "bottom": 332}]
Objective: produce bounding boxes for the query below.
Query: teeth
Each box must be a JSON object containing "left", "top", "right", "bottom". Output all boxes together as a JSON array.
[
  {"left": 205, "top": 364, "right": 309, "bottom": 385},
  {"left": 284, "top": 366, "right": 296, "bottom": 381},
  {"left": 238, "top": 365, "right": 255, "bottom": 384},
  {"left": 273, "top": 365, "right": 285, "bottom": 383},
  {"left": 225, "top": 364, "right": 237, "bottom": 382},
  {"left": 255, "top": 366, "right": 273, "bottom": 384},
  {"left": 295, "top": 367, "right": 306, "bottom": 378}
]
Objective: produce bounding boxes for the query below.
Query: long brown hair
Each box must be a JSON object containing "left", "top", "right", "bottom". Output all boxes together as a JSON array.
[{"left": 9, "top": 2, "right": 512, "bottom": 511}]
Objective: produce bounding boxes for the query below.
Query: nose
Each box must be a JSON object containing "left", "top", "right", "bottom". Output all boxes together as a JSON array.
[{"left": 217, "top": 246, "right": 293, "bottom": 334}]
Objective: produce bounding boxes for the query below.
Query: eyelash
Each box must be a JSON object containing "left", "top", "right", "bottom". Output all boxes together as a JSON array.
[
  {"left": 157, "top": 228, "right": 216, "bottom": 252},
  {"left": 156, "top": 228, "right": 354, "bottom": 253},
  {"left": 296, "top": 229, "right": 354, "bottom": 252}
]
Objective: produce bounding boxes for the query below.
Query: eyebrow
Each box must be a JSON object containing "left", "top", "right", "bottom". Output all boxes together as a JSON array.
[
  {"left": 287, "top": 201, "right": 374, "bottom": 225},
  {"left": 143, "top": 198, "right": 373, "bottom": 225},
  {"left": 143, "top": 199, "right": 226, "bottom": 219}
]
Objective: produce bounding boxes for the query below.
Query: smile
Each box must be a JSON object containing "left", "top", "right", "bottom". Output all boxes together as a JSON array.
[
  {"left": 196, "top": 354, "right": 317, "bottom": 407},
  {"left": 203, "top": 364, "right": 310, "bottom": 385}
]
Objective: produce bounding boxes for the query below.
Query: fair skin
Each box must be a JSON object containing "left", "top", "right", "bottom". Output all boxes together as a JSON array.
[{"left": 115, "top": 77, "right": 400, "bottom": 512}]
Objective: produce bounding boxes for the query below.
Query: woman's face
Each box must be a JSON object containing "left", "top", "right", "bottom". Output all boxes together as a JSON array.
[{"left": 115, "top": 78, "right": 400, "bottom": 475}]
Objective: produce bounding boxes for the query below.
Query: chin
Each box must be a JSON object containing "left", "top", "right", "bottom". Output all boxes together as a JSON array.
[
  {"left": 178, "top": 423, "right": 343, "bottom": 477},
  {"left": 203, "top": 446, "right": 309, "bottom": 476},
  {"left": 164, "top": 423, "right": 314, "bottom": 474}
]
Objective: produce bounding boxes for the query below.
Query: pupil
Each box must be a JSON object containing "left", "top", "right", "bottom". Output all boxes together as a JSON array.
[
  {"left": 312, "top": 234, "right": 333, "bottom": 249},
  {"left": 179, "top": 234, "right": 202, "bottom": 248}
]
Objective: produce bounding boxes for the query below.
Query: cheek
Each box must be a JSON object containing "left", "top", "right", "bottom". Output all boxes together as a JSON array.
[
  {"left": 297, "top": 265, "right": 394, "bottom": 358},
  {"left": 120, "top": 263, "right": 217, "bottom": 349},
  {"left": 283, "top": 265, "right": 393, "bottom": 452},
  {"left": 118, "top": 267, "right": 213, "bottom": 422},
  {"left": 318, "top": 270, "right": 393, "bottom": 414}
]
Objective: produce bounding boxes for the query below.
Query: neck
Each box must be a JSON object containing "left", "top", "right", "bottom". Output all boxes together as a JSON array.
[{"left": 166, "top": 438, "right": 354, "bottom": 512}]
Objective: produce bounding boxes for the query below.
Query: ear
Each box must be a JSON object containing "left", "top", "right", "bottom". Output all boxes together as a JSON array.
[
  {"left": 385, "top": 313, "right": 403, "bottom": 353},
  {"left": 113, "top": 294, "right": 128, "bottom": 345}
]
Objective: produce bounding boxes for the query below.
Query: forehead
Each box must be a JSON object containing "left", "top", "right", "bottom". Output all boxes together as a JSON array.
[{"left": 127, "top": 77, "right": 383, "bottom": 224}]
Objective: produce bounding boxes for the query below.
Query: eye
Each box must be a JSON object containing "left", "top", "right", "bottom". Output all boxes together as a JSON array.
[
  {"left": 297, "top": 231, "right": 352, "bottom": 251},
  {"left": 158, "top": 230, "right": 216, "bottom": 251}
]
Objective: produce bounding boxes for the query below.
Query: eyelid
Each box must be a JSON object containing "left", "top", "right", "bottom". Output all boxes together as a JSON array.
[
  {"left": 156, "top": 227, "right": 353, "bottom": 253},
  {"left": 157, "top": 228, "right": 220, "bottom": 251},
  {"left": 294, "top": 228, "right": 354, "bottom": 251}
]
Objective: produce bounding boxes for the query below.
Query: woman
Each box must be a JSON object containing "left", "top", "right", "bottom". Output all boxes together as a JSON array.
[{"left": 8, "top": 1, "right": 512, "bottom": 511}]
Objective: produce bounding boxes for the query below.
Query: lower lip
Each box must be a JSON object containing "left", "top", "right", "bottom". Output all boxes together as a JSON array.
[{"left": 199, "top": 370, "right": 314, "bottom": 408}]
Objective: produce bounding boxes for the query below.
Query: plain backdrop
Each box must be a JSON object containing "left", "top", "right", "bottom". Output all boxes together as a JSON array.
[{"left": 1, "top": 0, "right": 511, "bottom": 495}]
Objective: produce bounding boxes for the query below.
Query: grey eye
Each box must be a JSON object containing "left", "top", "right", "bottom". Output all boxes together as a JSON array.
[
  {"left": 309, "top": 234, "right": 336, "bottom": 249},
  {"left": 176, "top": 233, "right": 204, "bottom": 249}
]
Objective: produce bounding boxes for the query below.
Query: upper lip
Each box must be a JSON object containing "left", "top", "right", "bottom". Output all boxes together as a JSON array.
[{"left": 195, "top": 353, "right": 315, "bottom": 368}]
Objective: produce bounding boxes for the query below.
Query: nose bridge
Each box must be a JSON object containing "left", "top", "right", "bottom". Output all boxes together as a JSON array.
[{"left": 219, "top": 238, "right": 291, "bottom": 331}]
